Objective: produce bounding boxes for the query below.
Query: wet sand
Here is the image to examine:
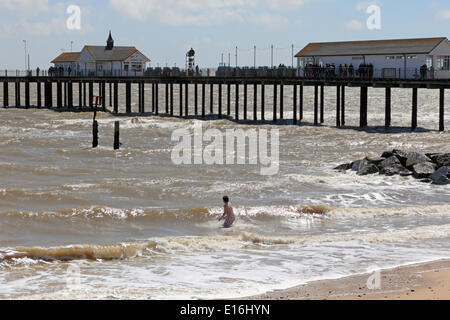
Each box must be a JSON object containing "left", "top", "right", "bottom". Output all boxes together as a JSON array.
[{"left": 246, "top": 259, "right": 450, "bottom": 300}]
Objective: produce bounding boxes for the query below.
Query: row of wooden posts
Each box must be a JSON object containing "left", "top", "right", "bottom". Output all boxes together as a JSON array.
[{"left": 1, "top": 79, "right": 446, "bottom": 131}]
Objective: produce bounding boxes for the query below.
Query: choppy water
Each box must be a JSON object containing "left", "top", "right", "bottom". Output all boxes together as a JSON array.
[{"left": 0, "top": 84, "right": 449, "bottom": 299}]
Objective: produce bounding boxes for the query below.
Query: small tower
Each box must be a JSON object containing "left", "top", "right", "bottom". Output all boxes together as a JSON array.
[
  {"left": 186, "top": 48, "right": 195, "bottom": 71},
  {"left": 106, "top": 31, "right": 114, "bottom": 51}
]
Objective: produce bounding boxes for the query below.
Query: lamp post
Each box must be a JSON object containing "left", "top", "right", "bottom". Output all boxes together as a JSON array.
[
  {"left": 23, "top": 40, "right": 27, "bottom": 71},
  {"left": 71, "top": 41, "right": 73, "bottom": 52}
]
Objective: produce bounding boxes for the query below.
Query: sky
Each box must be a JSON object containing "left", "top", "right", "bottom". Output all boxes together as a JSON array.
[{"left": 1, "top": 0, "right": 450, "bottom": 69}]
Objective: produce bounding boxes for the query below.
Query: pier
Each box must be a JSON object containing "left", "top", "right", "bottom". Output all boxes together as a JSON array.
[{"left": 0, "top": 74, "right": 447, "bottom": 132}]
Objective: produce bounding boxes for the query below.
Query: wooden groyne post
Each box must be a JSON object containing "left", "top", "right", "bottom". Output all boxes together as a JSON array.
[{"left": 114, "top": 121, "right": 120, "bottom": 150}]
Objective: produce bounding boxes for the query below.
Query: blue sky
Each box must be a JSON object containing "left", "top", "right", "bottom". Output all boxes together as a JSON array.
[{"left": 1, "top": 0, "right": 450, "bottom": 69}]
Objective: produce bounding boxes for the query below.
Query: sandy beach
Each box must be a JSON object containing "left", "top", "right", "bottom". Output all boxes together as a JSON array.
[{"left": 247, "top": 259, "right": 450, "bottom": 300}]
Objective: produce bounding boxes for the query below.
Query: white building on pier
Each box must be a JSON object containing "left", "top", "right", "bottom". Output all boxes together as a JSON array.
[
  {"left": 51, "top": 32, "right": 150, "bottom": 76},
  {"left": 295, "top": 37, "right": 450, "bottom": 79}
]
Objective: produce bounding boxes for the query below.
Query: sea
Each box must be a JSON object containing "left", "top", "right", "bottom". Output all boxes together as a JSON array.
[{"left": 0, "top": 83, "right": 449, "bottom": 299}]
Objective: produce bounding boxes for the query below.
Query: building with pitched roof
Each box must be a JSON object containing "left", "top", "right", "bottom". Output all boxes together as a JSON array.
[
  {"left": 295, "top": 37, "right": 450, "bottom": 79},
  {"left": 51, "top": 31, "right": 150, "bottom": 76}
]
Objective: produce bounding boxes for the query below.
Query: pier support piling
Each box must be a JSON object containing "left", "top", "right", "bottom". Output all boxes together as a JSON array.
[
  {"left": 125, "top": 81, "right": 131, "bottom": 114},
  {"left": 195, "top": 83, "right": 198, "bottom": 116},
  {"left": 210, "top": 84, "right": 214, "bottom": 114},
  {"left": 179, "top": 83, "right": 183, "bottom": 117},
  {"left": 185, "top": 83, "right": 188, "bottom": 117},
  {"left": 101, "top": 81, "right": 106, "bottom": 111},
  {"left": 89, "top": 81, "right": 94, "bottom": 110},
  {"left": 273, "top": 84, "right": 278, "bottom": 123},
  {"left": 293, "top": 85, "right": 298, "bottom": 125},
  {"left": 440, "top": 88, "right": 445, "bottom": 132},
  {"left": 202, "top": 83, "right": 206, "bottom": 118},
  {"left": 385, "top": 87, "right": 391, "bottom": 129},
  {"left": 83, "top": 82, "right": 86, "bottom": 108},
  {"left": 412, "top": 88, "right": 418, "bottom": 131},
  {"left": 314, "top": 85, "right": 319, "bottom": 125},
  {"left": 68, "top": 81, "right": 73, "bottom": 109},
  {"left": 138, "top": 83, "right": 143, "bottom": 113},
  {"left": 320, "top": 84, "right": 324, "bottom": 123},
  {"left": 57, "top": 81, "right": 63, "bottom": 108},
  {"left": 336, "top": 85, "right": 341, "bottom": 127},
  {"left": 36, "top": 82, "right": 41, "bottom": 108},
  {"left": 280, "top": 83, "right": 284, "bottom": 121},
  {"left": 113, "top": 82, "right": 118, "bottom": 114},
  {"left": 300, "top": 84, "right": 304, "bottom": 121},
  {"left": 165, "top": 83, "right": 169, "bottom": 114},
  {"left": 253, "top": 83, "right": 258, "bottom": 122},
  {"left": 227, "top": 83, "right": 231, "bottom": 116},
  {"left": 154, "top": 82, "right": 158, "bottom": 115},
  {"left": 244, "top": 83, "right": 248, "bottom": 121},
  {"left": 78, "top": 82, "right": 82, "bottom": 109},
  {"left": 15, "top": 81, "right": 20, "bottom": 107},
  {"left": 261, "top": 83, "right": 265, "bottom": 121},
  {"left": 25, "top": 81, "right": 30, "bottom": 108},
  {"left": 341, "top": 86, "right": 346, "bottom": 126},
  {"left": 170, "top": 83, "right": 174, "bottom": 116},
  {"left": 3, "top": 82, "right": 8, "bottom": 107},
  {"left": 235, "top": 83, "right": 239, "bottom": 120},
  {"left": 218, "top": 83, "right": 222, "bottom": 119},
  {"left": 360, "top": 86, "right": 368, "bottom": 128}
]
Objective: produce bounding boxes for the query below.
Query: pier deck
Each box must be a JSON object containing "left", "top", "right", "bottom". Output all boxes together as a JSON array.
[{"left": 0, "top": 75, "right": 448, "bottom": 131}]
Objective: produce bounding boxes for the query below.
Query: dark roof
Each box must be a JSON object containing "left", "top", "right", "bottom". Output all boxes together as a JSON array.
[
  {"left": 51, "top": 52, "right": 81, "bottom": 63},
  {"left": 84, "top": 45, "right": 149, "bottom": 62},
  {"left": 295, "top": 37, "right": 447, "bottom": 57}
]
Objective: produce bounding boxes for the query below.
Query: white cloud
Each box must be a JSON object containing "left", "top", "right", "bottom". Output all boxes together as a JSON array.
[
  {"left": 0, "top": 0, "right": 48, "bottom": 13},
  {"left": 346, "top": 19, "right": 364, "bottom": 30},
  {"left": 436, "top": 10, "right": 450, "bottom": 20},
  {"left": 356, "top": 1, "right": 380, "bottom": 12},
  {"left": 0, "top": 1, "right": 93, "bottom": 37},
  {"left": 109, "top": 0, "right": 307, "bottom": 26},
  {"left": 250, "top": 13, "right": 290, "bottom": 29}
]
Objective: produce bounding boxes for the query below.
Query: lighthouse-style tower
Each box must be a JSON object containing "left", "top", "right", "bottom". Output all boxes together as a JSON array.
[{"left": 106, "top": 31, "right": 114, "bottom": 50}]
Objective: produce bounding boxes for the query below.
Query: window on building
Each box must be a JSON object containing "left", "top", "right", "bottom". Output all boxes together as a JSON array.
[
  {"left": 385, "top": 56, "right": 395, "bottom": 60},
  {"left": 132, "top": 63, "right": 142, "bottom": 72},
  {"left": 426, "top": 55, "right": 434, "bottom": 68},
  {"left": 299, "top": 57, "right": 315, "bottom": 68},
  {"left": 396, "top": 56, "right": 405, "bottom": 60},
  {"left": 407, "top": 55, "right": 417, "bottom": 59},
  {"left": 436, "top": 56, "right": 450, "bottom": 70}
]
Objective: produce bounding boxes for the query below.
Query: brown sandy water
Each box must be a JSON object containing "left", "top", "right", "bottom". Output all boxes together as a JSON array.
[{"left": 0, "top": 85, "right": 449, "bottom": 299}]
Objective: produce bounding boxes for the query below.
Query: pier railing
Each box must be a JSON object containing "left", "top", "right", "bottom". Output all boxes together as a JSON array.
[{"left": 1, "top": 66, "right": 445, "bottom": 80}]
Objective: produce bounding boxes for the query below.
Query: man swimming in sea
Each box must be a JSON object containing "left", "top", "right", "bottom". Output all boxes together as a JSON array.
[{"left": 219, "top": 196, "right": 235, "bottom": 228}]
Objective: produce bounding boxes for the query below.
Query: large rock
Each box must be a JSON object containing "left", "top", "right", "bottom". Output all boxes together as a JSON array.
[
  {"left": 380, "top": 164, "right": 410, "bottom": 177},
  {"left": 412, "top": 162, "right": 436, "bottom": 179},
  {"left": 392, "top": 149, "right": 409, "bottom": 166},
  {"left": 366, "top": 157, "right": 386, "bottom": 166},
  {"left": 379, "top": 156, "right": 402, "bottom": 169},
  {"left": 430, "top": 166, "right": 450, "bottom": 185},
  {"left": 357, "top": 163, "right": 379, "bottom": 176},
  {"left": 335, "top": 163, "right": 352, "bottom": 172},
  {"left": 381, "top": 151, "right": 394, "bottom": 159},
  {"left": 351, "top": 159, "right": 368, "bottom": 172},
  {"left": 434, "top": 154, "right": 450, "bottom": 169},
  {"left": 405, "top": 152, "right": 431, "bottom": 169}
]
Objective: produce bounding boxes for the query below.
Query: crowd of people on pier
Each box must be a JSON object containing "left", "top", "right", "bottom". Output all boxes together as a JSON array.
[{"left": 303, "top": 63, "right": 375, "bottom": 79}]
